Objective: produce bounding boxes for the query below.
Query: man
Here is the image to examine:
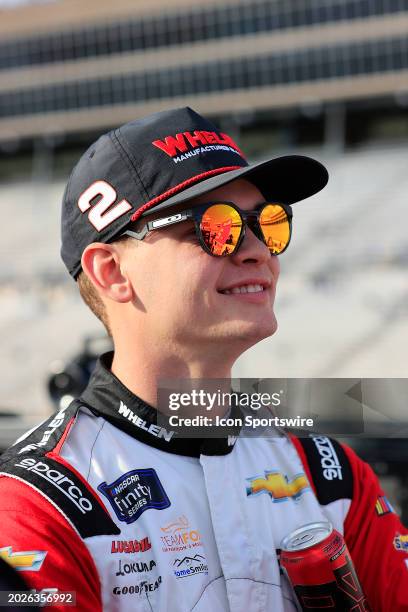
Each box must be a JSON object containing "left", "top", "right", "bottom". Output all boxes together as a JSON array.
[{"left": 0, "top": 107, "right": 407, "bottom": 611}]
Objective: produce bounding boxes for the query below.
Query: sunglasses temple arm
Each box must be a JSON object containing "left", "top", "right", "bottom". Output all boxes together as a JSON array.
[
  {"left": 123, "top": 211, "right": 193, "bottom": 241},
  {"left": 123, "top": 226, "right": 149, "bottom": 240},
  {"left": 150, "top": 211, "right": 192, "bottom": 229}
]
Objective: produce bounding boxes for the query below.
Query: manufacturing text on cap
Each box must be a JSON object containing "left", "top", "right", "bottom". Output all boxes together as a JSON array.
[{"left": 152, "top": 131, "right": 245, "bottom": 159}]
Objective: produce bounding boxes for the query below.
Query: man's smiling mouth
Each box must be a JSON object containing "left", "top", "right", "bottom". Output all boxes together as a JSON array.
[
  {"left": 218, "top": 280, "right": 271, "bottom": 295},
  {"left": 221, "top": 284, "right": 265, "bottom": 295}
]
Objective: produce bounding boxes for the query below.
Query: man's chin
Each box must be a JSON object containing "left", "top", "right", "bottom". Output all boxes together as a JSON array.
[
  {"left": 224, "top": 315, "right": 278, "bottom": 346},
  {"left": 245, "top": 318, "right": 278, "bottom": 343}
]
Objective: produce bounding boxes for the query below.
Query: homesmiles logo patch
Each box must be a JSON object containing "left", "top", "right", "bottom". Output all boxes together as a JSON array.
[
  {"left": 172, "top": 554, "right": 208, "bottom": 579},
  {"left": 98, "top": 468, "right": 170, "bottom": 524}
]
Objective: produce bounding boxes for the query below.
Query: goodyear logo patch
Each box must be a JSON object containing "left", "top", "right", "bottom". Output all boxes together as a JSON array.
[
  {"left": 375, "top": 495, "right": 394, "bottom": 517},
  {"left": 246, "top": 471, "right": 310, "bottom": 502}
]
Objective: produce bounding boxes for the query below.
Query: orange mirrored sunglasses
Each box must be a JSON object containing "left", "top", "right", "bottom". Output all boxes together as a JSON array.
[{"left": 121, "top": 201, "right": 292, "bottom": 257}]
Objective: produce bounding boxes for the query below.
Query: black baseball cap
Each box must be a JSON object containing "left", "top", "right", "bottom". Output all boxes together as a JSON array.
[{"left": 61, "top": 106, "right": 328, "bottom": 278}]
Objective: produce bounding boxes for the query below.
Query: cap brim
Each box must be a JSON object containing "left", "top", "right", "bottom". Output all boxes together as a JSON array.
[{"left": 141, "top": 155, "right": 328, "bottom": 217}]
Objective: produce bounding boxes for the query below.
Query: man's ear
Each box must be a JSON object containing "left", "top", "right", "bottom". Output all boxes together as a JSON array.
[{"left": 81, "top": 243, "right": 133, "bottom": 303}]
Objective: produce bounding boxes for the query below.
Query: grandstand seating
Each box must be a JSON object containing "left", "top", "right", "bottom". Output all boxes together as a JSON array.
[
  {"left": 1, "top": 144, "right": 407, "bottom": 421},
  {"left": 236, "top": 144, "right": 408, "bottom": 379}
]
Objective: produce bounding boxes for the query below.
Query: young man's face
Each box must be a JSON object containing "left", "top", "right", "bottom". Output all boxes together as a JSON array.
[{"left": 118, "top": 179, "right": 280, "bottom": 358}]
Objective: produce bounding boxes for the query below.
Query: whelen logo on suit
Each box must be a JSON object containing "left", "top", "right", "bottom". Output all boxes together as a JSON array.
[
  {"left": 18, "top": 406, "right": 68, "bottom": 454},
  {"left": 117, "top": 401, "right": 175, "bottom": 442}
]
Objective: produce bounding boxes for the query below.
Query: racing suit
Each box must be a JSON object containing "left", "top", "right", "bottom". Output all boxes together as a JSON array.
[{"left": 0, "top": 352, "right": 407, "bottom": 611}]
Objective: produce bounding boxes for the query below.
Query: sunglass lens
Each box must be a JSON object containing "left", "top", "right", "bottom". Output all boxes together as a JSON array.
[
  {"left": 259, "top": 204, "right": 291, "bottom": 254},
  {"left": 200, "top": 204, "right": 242, "bottom": 256}
]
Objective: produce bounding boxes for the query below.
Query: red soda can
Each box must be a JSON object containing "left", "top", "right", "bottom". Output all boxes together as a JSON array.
[{"left": 280, "top": 522, "right": 371, "bottom": 611}]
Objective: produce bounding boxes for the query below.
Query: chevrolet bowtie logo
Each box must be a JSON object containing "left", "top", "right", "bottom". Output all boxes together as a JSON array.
[
  {"left": 0, "top": 546, "right": 47, "bottom": 571},
  {"left": 246, "top": 471, "right": 310, "bottom": 502}
]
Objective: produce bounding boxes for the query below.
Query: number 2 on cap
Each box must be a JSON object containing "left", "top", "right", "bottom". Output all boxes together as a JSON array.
[{"left": 78, "top": 180, "right": 132, "bottom": 231}]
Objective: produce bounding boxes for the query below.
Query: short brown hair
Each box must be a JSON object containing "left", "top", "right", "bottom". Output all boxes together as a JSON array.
[
  {"left": 77, "top": 270, "right": 112, "bottom": 336},
  {"left": 77, "top": 236, "right": 135, "bottom": 336}
]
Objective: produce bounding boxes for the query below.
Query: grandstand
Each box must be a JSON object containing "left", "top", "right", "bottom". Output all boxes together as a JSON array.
[
  {"left": 0, "top": 0, "right": 407, "bottom": 425},
  {"left": 0, "top": 145, "right": 407, "bottom": 424},
  {"left": 1, "top": 0, "right": 407, "bottom": 531},
  {"left": 235, "top": 143, "right": 408, "bottom": 379},
  {"left": 0, "top": 0, "right": 408, "bottom": 145}
]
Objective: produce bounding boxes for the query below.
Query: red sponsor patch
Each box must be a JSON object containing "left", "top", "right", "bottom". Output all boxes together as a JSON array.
[
  {"left": 152, "top": 130, "right": 245, "bottom": 158},
  {"left": 111, "top": 537, "right": 151, "bottom": 554}
]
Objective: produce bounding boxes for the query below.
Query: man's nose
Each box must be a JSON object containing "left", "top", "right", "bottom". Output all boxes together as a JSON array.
[{"left": 232, "top": 225, "right": 270, "bottom": 265}]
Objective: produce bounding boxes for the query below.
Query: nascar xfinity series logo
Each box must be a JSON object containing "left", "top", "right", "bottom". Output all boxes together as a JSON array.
[
  {"left": 246, "top": 471, "right": 310, "bottom": 503},
  {"left": 98, "top": 468, "right": 170, "bottom": 524}
]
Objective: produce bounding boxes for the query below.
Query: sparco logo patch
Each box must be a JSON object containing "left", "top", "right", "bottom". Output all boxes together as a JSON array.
[
  {"left": 118, "top": 401, "right": 175, "bottom": 442},
  {"left": 14, "top": 458, "right": 93, "bottom": 514},
  {"left": 111, "top": 537, "right": 151, "bottom": 554},
  {"left": 312, "top": 436, "right": 343, "bottom": 480},
  {"left": 98, "top": 468, "right": 170, "bottom": 524}
]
